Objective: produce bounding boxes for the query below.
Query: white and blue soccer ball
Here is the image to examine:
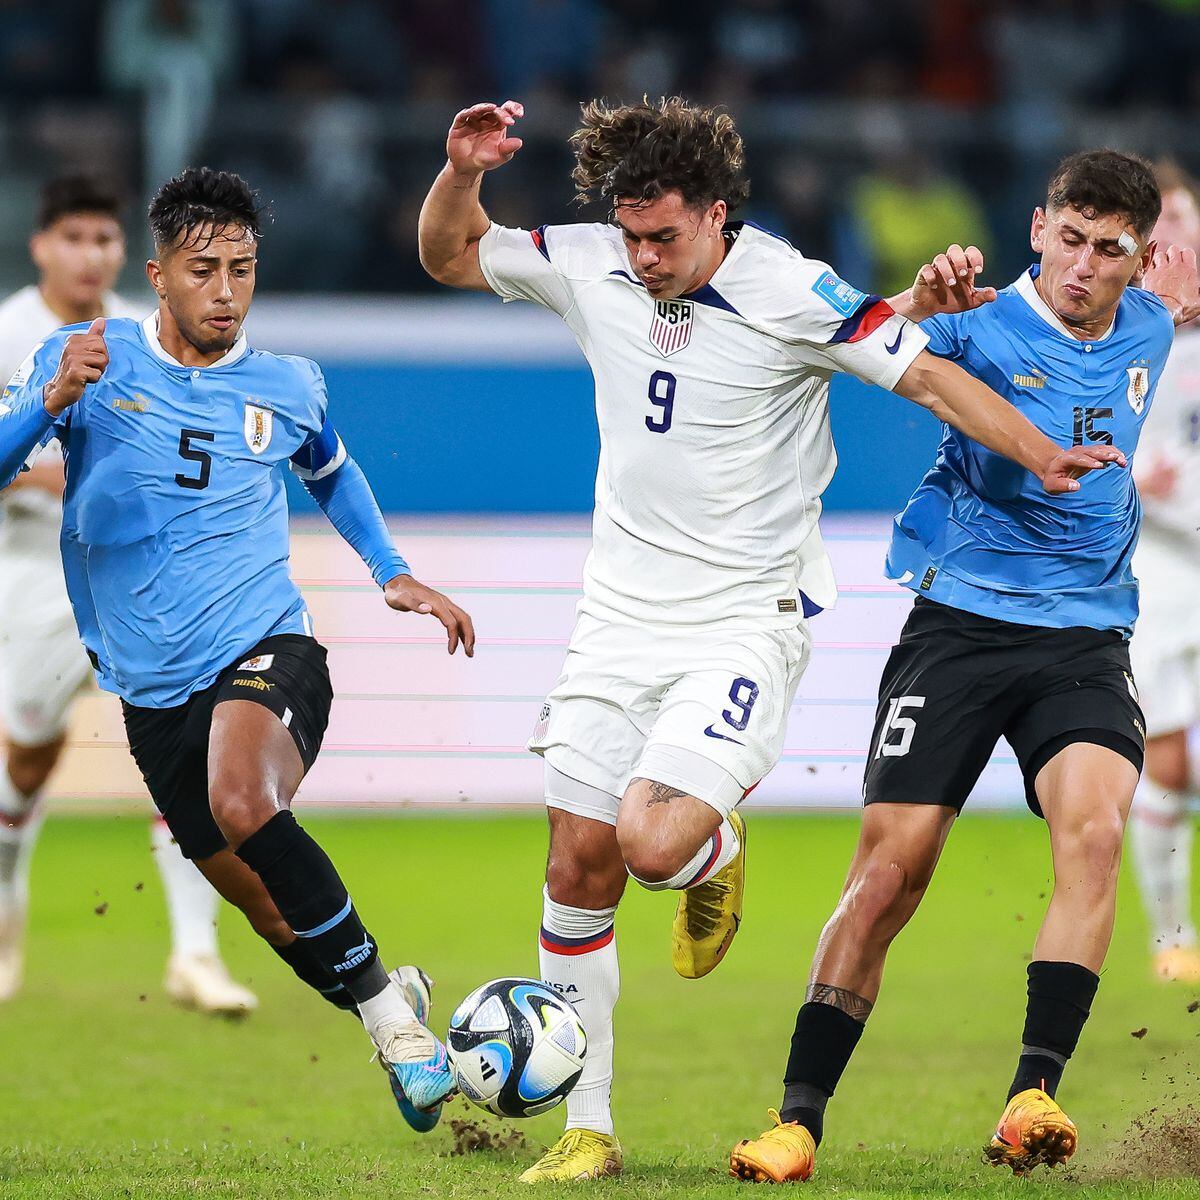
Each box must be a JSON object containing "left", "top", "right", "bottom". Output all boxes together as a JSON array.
[{"left": 447, "top": 978, "right": 587, "bottom": 1118}]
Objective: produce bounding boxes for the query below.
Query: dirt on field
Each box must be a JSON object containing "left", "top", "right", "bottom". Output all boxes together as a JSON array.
[
  {"left": 1089, "top": 1105, "right": 1200, "bottom": 1180},
  {"left": 446, "top": 1112, "right": 527, "bottom": 1156}
]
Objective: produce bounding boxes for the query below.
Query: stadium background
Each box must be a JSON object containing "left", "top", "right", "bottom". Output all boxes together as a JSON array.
[{"left": 5, "top": 0, "right": 1199, "bottom": 813}]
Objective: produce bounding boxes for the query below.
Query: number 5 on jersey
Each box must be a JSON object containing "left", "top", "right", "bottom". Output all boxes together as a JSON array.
[{"left": 874, "top": 695, "right": 925, "bottom": 758}]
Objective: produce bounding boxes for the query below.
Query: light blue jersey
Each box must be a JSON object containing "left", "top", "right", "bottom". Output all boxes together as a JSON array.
[
  {"left": 887, "top": 267, "right": 1175, "bottom": 635},
  {"left": 0, "top": 315, "right": 407, "bottom": 706}
]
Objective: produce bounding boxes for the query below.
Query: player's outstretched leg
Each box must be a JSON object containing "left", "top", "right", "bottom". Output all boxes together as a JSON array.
[
  {"left": 520, "top": 785, "right": 626, "bottom": 1183},
  {"left": 986, "top": 743, "right": 1136, "bottom": 1175},
  {"left": 0, "top": 740, "right": 61, "bottom": 1001},
  {"left": 151, "top": 818, "right": 258, "bottom": 1016},
  {"left": 731, "top": 803, "right": 952, "bottom": 1183},
  {"left": 1129, "top": 731, "right": 1200, "bottom": 983},
  {"left": 207, "top": 700, "right": 454, "bottom": 1132},
  {"left": 616, "top": 759, "right": 747, "bottom": 980}
]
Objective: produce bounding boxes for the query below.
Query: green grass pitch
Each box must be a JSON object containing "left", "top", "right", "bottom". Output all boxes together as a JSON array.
[{"left": 2, "top": 811, "right": 1199, "bottom": 1198}]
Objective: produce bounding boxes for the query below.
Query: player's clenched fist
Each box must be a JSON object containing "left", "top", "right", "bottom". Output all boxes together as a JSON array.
[
  {"left": 43, "top": 317, "right": 107, "bottom": 415},
  {"left": 446, "top": 100, "right": 525, "bottom": 177}
]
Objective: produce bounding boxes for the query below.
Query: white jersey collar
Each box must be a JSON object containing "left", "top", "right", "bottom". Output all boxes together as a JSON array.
[
  {"left": 1014, "top": 268, "right": 1115, "bottom": 343},
  {"left": 141, "top": 311, "right": 249, "bottom": 368}
]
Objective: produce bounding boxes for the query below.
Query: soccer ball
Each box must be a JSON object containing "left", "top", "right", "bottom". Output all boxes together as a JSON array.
[{"left": 447, "top": 978, "right": 587, "bottom": 1118}]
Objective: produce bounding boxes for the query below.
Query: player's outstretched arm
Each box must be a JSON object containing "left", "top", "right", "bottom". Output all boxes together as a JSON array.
[
  {"left": 888, "top": 244, "right": 998, "bottom": 321},
  {"left": 299, "top": 450, "right": 475, "bottom": 657},
  {"left": 1141, "top": 243, "right": 1200, "bottom": 327},
  {"left": 894, "top": 349, "right": 1126, "bottom": 495},
  {"left": 0, "top": 318, "right": 106, "bottom": 488},
  {"left": 418, "top": 100, "right": 525, "bottom": 291}
]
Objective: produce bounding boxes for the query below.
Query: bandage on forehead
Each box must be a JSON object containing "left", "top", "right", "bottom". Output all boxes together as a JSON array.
[{"left": 1118, "top": 231, "right": 1139, "bottom": 256}]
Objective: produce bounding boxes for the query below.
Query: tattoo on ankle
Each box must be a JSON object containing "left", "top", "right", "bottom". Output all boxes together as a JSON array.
[
  {"left": 806, "top": 982, "right": 873, "bottom": 1021},
  {"left": 632, "top": 778, "right": 689, "bottom": 807}
]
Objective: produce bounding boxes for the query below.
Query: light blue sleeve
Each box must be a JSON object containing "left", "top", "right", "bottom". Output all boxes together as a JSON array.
[
  {"left": 0, "top": 338, "right": 66, "bottom": 488},
  {"left": 920, "top": 312, "right": 966, "bottom": 361},
  {"left": 287, "top": 363, "right": 410, "bottom": 588}
]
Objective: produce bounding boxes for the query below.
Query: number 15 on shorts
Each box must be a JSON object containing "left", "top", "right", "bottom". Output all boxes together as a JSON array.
[{"left": 874, "top": 695, "right": 925, "bottom": 758}]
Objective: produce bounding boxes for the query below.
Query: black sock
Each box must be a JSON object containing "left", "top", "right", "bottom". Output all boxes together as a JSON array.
[
  {"left": 1008, "top": 960, "right": 1099, "bottom": 1100},
  {"left": 270, "top": 939, "right": 358, "bottom": 1012},
  {"left": 780, "top": 1002, "right": 867, "bottom": 1145},
  {"left": 236, "top": 810, "right": 388, "bottom": 1004}
]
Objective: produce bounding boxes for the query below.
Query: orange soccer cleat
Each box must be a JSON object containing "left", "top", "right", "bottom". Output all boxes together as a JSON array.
[
  {"left": 984, "top": 1087, "right": 1077, "bottom": 1175},
  {"left": 730, "top": 1110, "right": 817, "bottom": 1183}
]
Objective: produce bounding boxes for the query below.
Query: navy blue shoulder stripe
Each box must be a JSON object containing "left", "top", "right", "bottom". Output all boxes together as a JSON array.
[
  {"left": 609, "top": 268, "right": 739, "bottom": 315},
  {"left": 683, "top": 282, "right": 739, "bottom": 315}
]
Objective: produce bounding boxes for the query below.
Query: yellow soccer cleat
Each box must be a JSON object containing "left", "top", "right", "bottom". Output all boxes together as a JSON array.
[
  {"left": 672, "top": 809, "right": 746, "bottom": 979},
  {"left": 518, "top": 1129, "right": 623, "bottom": 1183},
  {"left": 1153, "top": 945, "right": 1200, "bottom": 984},
  {"left": 730, "top": 1109, "right": 816, "bottom": 1183},
  {"left": 984, "top": 1087, "right": 1077, "bottom": 1175}
]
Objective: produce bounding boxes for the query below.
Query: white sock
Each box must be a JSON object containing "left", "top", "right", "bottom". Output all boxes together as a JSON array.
[
  {"left": 0, "top": 760, "right": 44, "bottom": 911},
  {"left": 1130, "top": 781, "right": 1197, "bottom": 951},
  {"left": 539, "top": 886, "right": 619, "bottom": 1136},
  {"left": 630, "top": 816, "right": 740, "bottom": 891},
  {"left": 150, "top": 818, "right": 220, "bottom": 959},
  {"left": 359, "top": 979, "right": 418, "bottom": 1046}
]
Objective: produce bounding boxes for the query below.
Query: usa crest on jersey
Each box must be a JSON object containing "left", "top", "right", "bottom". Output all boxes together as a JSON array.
[
  {"left": 649, "top": 299, "right": 693, "bottom": 358},
  {"left": 1126, "top": 366, "right": 1150, "bottom": 415},
  {"left": 243, "top": 402, "right": 273, "bottom": 454}
]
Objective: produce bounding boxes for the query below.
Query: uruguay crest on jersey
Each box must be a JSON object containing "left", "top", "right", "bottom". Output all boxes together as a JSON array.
[
  {"left": 1127, "top": 365, "right": 1150, "bottom": 415},
  {"left": 244, "top": 401, "right": 274, "bottom": 454},
  {"left": 649, "top": 298, "right": 693, "bottom": 357}
]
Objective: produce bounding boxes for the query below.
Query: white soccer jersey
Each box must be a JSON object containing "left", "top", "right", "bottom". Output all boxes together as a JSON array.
[
  {"left": 0, "top": 285, "right": 143, "bottom": 523},
  {"left": 479, "top": 220, "right": 928, "bottom": 625},
  {"left": 1136, "top": 324, "right": 1200, "bottom": 552}
]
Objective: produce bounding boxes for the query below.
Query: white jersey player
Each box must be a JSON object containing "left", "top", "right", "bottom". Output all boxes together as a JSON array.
[
  {"left": 419, "top": 97, "right": 1115, "bottom": 1182},
  {"left": 1129, "top": 165, "right": 1200, "bottom": 984},
  {"left": 0, "top": 177, "right": 255, "bottom": 1014}
]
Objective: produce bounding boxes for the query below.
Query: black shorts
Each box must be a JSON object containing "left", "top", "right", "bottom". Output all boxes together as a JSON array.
[
  {"left": 863, "top": 598, "right": 1145, "bottom": 817},
  {"left": 122, "top": 634, "right": 333, "bottom": 859}
]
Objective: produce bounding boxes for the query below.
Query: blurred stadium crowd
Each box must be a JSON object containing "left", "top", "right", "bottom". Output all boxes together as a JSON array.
[{"left": 1, "top": 0, "right": 1198, "bottom": 294}]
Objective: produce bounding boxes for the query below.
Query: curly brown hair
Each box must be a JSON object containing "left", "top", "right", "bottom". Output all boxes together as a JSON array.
[
  {"left": 1046, "top": 149, "right": 1161, "bottom": 238},
  {"left": 570, "top": 96, "right": 750, "bottom": 212}
]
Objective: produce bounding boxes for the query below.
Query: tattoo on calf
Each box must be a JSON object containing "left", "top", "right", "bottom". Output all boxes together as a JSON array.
[
  {"left": 806, "top": 982, "right": 874, "bottom": 1022},
  {"left": 632, "top": 778, "right": 689, "bottom": 807}
]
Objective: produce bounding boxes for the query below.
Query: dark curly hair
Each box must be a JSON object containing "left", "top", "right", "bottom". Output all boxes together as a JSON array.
[
  {"left": 1046, "top": 150, "right": 1161, "bottom": 239},
  {"left": 148, "top": 167, "right": 265, "bottom": 251},
  {"left": 570, "top": 96, "right": 750, "bottom": 213}
]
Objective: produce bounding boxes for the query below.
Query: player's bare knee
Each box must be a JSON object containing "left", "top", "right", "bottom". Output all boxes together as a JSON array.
[
  {"left": 616, "top": 828, "right": 685, "bottom": 885},
  {"left": 545, "top": 849, "right": 624, "bottom": 909},
  {"left": 846, "top": 854, "right": 928, "bottom": 935},
  {"left": 208, "top": 779, "right": 279, "bottom": 849},
  {"left": 6, "top": 741, "right": 62, "bottom": 797},
  {"left": 1061, "top": 811, "right": 1125, "bottom": 887}
]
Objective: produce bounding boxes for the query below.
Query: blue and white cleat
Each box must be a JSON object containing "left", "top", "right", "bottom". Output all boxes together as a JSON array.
[{"left": 379, "top": 966, "right": 455, "bottom": 1133}]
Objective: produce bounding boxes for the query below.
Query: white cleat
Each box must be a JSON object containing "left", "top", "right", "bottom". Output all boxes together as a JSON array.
[
  {"left": 165, "top": 953, "right": 258, "bottom": 1017},
  {"left": 0, "top": 906, "right": 26, "bottom": 1002}
]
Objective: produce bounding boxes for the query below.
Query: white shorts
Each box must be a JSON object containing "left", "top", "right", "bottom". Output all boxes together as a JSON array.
[
  {"left": 0, "top": 539, "right": 91, "bottom": 746},
  {"left": 528, "top": 609, "right": 810, "bottom": 824},
  {"left": 1131, "top": 536, "right": 1200, "bottom": 737}
]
